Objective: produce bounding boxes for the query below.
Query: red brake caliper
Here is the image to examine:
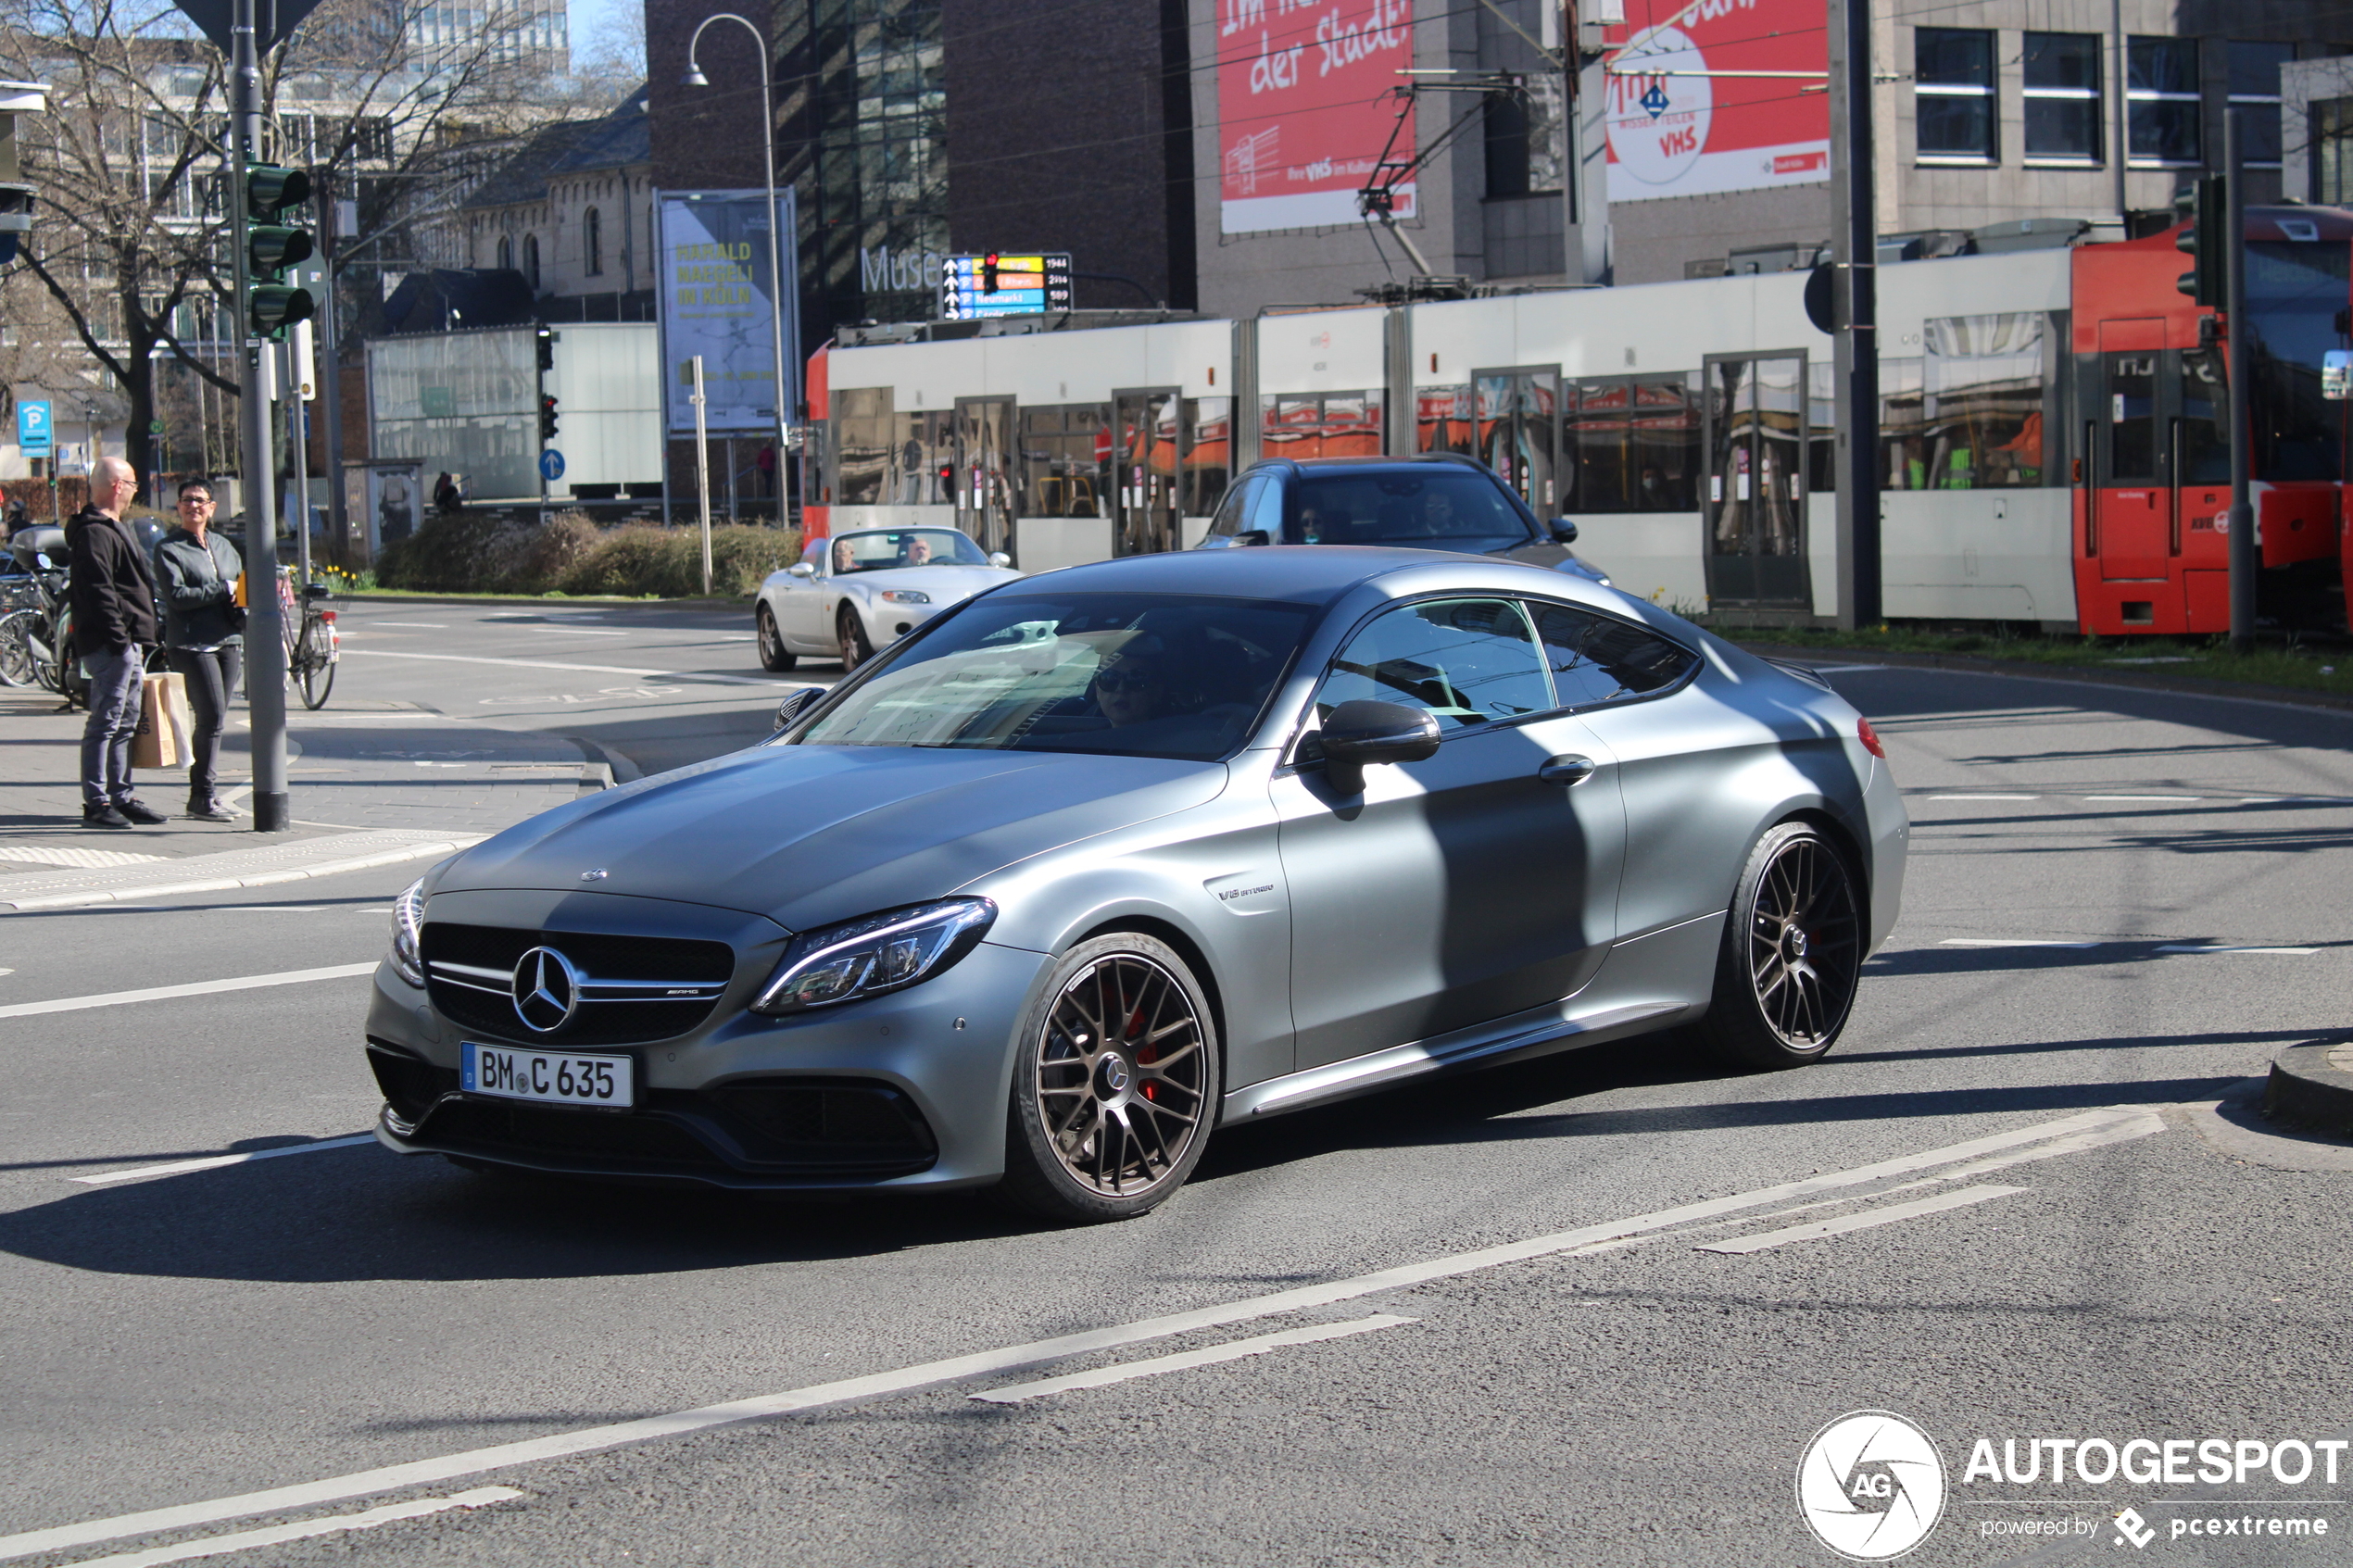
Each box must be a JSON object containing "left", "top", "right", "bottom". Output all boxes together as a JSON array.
[{"left": 1128, "top": 1006, "right": 1157, "bottom": 1100}]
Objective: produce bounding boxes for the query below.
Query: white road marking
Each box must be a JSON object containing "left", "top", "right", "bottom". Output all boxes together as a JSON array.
[
  {"left": 336, "top": 649, "right": 774, "bottom": 685},
  {"left": 64, "top": 1487, "right": 522, "bottom": 1568},
  {"left": 2153, "top": 944, "right": 2318, "bottom": 956},
  {"left": 72, "top": 1134, "right": 377, "bottom": 1186},
  {"left": 362, "top": 621, "right": 447, "bottom": 629},
  {"left": 2082, "top": 795, "right": 2202, "bottom": 803},
  {"left": 0, "top": 1106, "right": 2159, "bottom": 1565},
  {"left": 1695, "top": 1185, "right": 2029, "bottom": 1254},
  {"left": 0, "top": 962, "right": 377, "bottom": 1020},
  {"left": 0, "top": 846, "right": 168, "bottom": 869},
  {"left": 1939, "top": 937, "right": 2103, "bottom": 949},
  {"left": 517, "top": 626, "right": 633, "bottom": 637},
  {"left": 969, "top": 1314, "right": 1416, "bottom": 1404},
  {"left": 1926, "top": 794, "right": 2040, "bottom": 801}
]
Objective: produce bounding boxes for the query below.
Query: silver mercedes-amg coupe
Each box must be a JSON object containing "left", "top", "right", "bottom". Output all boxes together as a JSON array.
[{"left": 366, "top": 547, "right": 1906, "bottom": 1222}]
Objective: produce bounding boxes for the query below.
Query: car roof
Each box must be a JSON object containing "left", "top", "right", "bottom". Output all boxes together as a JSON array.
[{"left": 1010, "top": 545, "right": 1570, "bottom": 605}]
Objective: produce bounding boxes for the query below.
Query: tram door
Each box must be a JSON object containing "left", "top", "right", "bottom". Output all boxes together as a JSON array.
[
  {"left": 953, "top": 395, "right": 1015, "bottom": 558},
  {"left": 1703, "top": 354, "right": 1809, "bottom": 608},
  {"left": 1114, "top": 387, "right": 1182, "bottom": 556},
  {"left": 2092, "top": 322, "right": 2171, "bottom": 582},
  {"left": 1473, "top": 368, "right": 1561, "bottom": 512}
]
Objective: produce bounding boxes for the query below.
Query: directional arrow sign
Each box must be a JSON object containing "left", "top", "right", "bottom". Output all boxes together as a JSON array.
[
  {"left": 172, "top": 0, "right": 332, "bottom": 56},
  {"left": 539, "top": 449, "right": 566, "bottom": 482}
]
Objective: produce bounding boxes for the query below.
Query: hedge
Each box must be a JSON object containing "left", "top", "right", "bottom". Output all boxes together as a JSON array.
[{"left": 376, "top": 511, "right": 802, "bottom": 597}]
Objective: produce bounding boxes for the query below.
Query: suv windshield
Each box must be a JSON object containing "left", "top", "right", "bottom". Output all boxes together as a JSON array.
[
  {"left": 1286, "top": 469, "right": 1537, "bottom": 554},
  {"left": 795, "top": 592, "right": 1315, "bottom": 761}
]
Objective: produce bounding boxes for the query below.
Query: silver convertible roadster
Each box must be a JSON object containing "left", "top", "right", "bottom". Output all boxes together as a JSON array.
[
  {"left": 367, "top": 548, "right": 1906, "bottom": 1222},
  {"left": 754, "top": 525, "right": 1018, "bottom": 672}
]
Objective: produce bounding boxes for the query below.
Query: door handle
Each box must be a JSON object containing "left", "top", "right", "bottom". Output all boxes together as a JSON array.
[{"left": 1538, "top": 755, "right": 1597, "bottom": 786}]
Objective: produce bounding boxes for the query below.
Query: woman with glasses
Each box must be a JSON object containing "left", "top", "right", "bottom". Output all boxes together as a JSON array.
[{"left": 151, "top": 478, "right": 244, "bottom": 822}]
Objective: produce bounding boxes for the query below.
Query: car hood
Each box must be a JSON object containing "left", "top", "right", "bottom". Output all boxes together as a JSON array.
[
  {"left": 431, "top": 744, "right": 1227, "bottom": 932},
  {"left": 837, "top": 564, "right": 1020, "bottom": 597}
]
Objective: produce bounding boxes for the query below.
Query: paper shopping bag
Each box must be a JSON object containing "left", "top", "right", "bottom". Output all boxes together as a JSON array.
[
  {"left": 158, "top": 671, "right": 194, "bottom": 762},
  {"left": 132, "top": 671, "right": 186, "bottom": 770}
]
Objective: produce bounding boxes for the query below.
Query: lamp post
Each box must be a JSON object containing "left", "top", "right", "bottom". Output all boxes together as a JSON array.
[{"left": 682, "top": 14, "right": 789, "bottom": 521}]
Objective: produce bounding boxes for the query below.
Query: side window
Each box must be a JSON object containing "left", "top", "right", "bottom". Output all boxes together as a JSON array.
[
  {"left": 1207, "top": 474, "right": 1260, "bottom": 537},
  {"left": 1244, "top": 473, "right": 1285, "bottom": 537},
  {"left": 1531, "top": 602, "right": 1698, "bottom": 705},
  {"left": 1319, "top": 598, "right": 1553, "bottom": 732}
]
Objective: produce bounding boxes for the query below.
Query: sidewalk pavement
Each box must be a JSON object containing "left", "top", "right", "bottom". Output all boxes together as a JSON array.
[{"left": 0, "top": 684, "right": 606, "bottom": 909}]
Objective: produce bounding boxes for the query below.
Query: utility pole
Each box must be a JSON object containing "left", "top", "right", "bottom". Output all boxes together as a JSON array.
[
  {"left": 2225, "top": 107, "right": 2256, "bottom": 651},
  {"left": 1829, "top": 0, "right": 1880, "bottom": 628},
  {"left": 691, "top": 355, "right": 712, "bottom": 596},
  {"left": 318, "top": 185, "right": 346, "bottom": 561},
  {"left": 1562, "top": 0, "right": 1617, "bottom": 285},
  {"left": 2109, "top": 0, "right": 2129, "bottom": 226},
  {"left": 230, "top": 0, "right": 290, "bottom": 832}
]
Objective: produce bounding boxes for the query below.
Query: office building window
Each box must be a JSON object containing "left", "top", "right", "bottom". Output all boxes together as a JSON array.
[
  {"left": 2129, "top": 37, "right": 2202, "bottom": 165},
  {"left": 1916, "top": 29, "right": 1996, "bottom": 160},
  {"left": 2229, "top": 42, "right": 2294, "bottom": 168},
  {"left": 2024, "top": 33, "right": 2103, "bottom": 163},
  {"left": 2318, "top": 97, "right": 2353, "bottom": 203}
]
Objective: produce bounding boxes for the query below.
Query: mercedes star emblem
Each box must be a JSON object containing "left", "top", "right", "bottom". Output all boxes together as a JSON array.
[
  {"left": 581, "top": 868, "right": 609, "bottom": 882},
  {"left": 511, "top": 946, "right": 582, "bottom": 1033}
]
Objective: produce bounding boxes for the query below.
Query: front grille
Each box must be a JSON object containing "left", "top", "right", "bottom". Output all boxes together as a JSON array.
[
  {"left": 419, "top": 922, "right": 736, "bottom": 1045},
  {"left": 422, "top": 1098, "right": 729, "bottom": 1171}
]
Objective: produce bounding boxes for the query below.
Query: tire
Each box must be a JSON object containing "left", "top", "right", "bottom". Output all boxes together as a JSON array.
[
  {"left": 1000, "top": 934, "right": 1222, "bottom": 1223},
  {"left": 1699, "top": 822, "right": 1864, "bottom": 1070},
  {"left": 0, "top": 611, "right": 32, "bottom": 687},
  {"left": 756, "top": 605, "right": 798, "bottom": 671},
  {"left": 297, "top": 620, "right": 336, "bottom": 709},
  {"left": 837, "top": 606, "right": 874, "bottom": 671}
]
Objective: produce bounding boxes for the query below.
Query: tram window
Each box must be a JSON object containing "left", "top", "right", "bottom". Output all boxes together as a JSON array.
[
  {"left": 889, "top": 410, "right": 953, "bottom": 504},
  {"left": 1630, "top": 375, "right": 1700, "bottom": 510},
  {"left": 1573, "top": 380, "right": 1635, "bottom": 510},
  {"left": 1261, "top": 391, "right": 1385, "bottom": 461},
  {"left": 1880, "top": 358, "right": 1927, "bottom": 489},
  {"left": 834, "top": 387, "right": 894, "bottom": 507},
  {"left": 1185, "top": 396, "right": 1231, "bottom": 516},
  {"left": 2246, "top": 240, "right": 2349, "bottom": 482},
  {"left": 1016, "top": 404, "right": 1110, "bottom": 518},
  {"left": 1566, "top": 376, "right": 1697, "bottom": 512},
  {"left": 2179, "top": 349, "right": 2231, "bottom": 485},
  {"left": 2106, "top": 354, "right": 2158, "bottom": 482},
  {"left": 1416, "top": 385, "right": 1475, "bottom": 455},
  {"left": 1807, "top": 361, "right": 1837, "bottom": 495},
  {"left": 1927, "top": 314, "right": 2048, "bottom": 487}
]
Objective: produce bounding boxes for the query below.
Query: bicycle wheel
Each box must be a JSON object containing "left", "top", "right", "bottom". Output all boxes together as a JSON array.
[
  {"left": 0, "top": 611, "right": 33, "bottom": 687},
  {"left": 297, "top": 618, "right": 336, "bottom": 709}
]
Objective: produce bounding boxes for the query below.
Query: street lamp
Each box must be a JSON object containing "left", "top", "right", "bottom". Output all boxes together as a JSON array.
[{"left": 683, "top": 13, "right": 790, "bottom": 521}]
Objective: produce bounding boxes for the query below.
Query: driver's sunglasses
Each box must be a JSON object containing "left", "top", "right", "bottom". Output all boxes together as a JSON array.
[
  {"left": 178, "top": 495, "right": 215, "bottom": 508},
  {"left": 1096, "top": 665, "right": 1157, "bottom": 693}
]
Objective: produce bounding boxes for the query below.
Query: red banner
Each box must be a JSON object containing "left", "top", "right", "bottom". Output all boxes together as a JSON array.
[
  {"left": 1604, "top": 0, "right": 1830, "bottom": 204},
  {"left": 1217, "top": 0, "right": 1416, "bottom": 233}
]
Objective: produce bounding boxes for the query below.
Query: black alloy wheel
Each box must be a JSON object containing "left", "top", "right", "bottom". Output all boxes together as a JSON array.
[
  {"left": 756, "top": 605, "right": 797, "bottom": 671},
  {"left": 837, "top": 606, "right": 874, "bottom": 671},
  {"left": 1701, "top": 822, "right": 1864, "bottom": 1069},
  {"left": 1001, "top": 934, "right": 1221, "bottom": 1223}
]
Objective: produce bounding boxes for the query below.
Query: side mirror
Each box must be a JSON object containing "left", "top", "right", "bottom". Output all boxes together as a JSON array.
[
  {"left": 987, "top": 552, "right": 1012, "bottom": 569},
  {"left": 771, "top": 686, "right": 824, "bottom": 733},
  {"left": 788, "top": 561, "right": 817, "bottom": 578},
  {"left": 1549, "top": 518, "right": 1579, "bottom": 545},
  {"left": 1316, "top": 698, "right": 1441, "bottom": 794},
  {"left": 1236, "top": 529, "right": 1272, "bottom": 547}
]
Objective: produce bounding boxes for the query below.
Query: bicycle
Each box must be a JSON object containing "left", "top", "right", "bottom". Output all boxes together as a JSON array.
[{"left": 277, "top": 568, "right": 339, "bottom": 710}]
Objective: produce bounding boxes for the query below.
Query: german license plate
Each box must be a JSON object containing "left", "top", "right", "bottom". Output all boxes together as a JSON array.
[{"left": 460, "top": 1042, "right": 635, "bottom": 1109}]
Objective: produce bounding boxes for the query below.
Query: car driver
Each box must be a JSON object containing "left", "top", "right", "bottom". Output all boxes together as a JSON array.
[
  {"left": 1092, "top": 642, "right": 1166, "bottom": 728},
  {"left": 902, "top": 535, "right": 933, "bottom": 567}
]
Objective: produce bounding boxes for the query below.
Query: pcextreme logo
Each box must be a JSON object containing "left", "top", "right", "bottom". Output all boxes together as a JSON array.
[{"left": 1797, "top": 1411, "right": 1948, "bottom": 1561}]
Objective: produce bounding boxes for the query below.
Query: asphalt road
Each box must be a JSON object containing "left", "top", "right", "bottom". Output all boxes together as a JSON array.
[{"left": 3, "top": 618, "right": 2349, "bottom": 1568}]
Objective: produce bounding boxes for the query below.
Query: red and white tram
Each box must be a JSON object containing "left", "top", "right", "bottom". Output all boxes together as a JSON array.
[{"left": 802, "top": 209, "right": 2353, "bottom": 634}]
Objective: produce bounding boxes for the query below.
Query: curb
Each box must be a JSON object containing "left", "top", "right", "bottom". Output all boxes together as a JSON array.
[
  {"left": 2261, "top": 1042, "right": 2353, "bottom": 1136},
  {"left": 1737, "top": 642, "right": 2353, "bottom": 717},
  {"left": 0, "top": 836, "right": 485, "bottom": 911},
  {"left": 342, "top": 593, "right": 752, "bottom": 608}
]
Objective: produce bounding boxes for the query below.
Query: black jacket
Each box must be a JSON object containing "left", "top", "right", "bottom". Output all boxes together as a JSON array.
[
  {"left": 66, "top": 506, "right": 160, "bottom": 650},
  {"left": 152, "top": 526, "right": 245, "bottom": 649}
]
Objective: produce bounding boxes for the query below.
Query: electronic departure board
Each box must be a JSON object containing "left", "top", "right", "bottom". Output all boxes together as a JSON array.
[{"left": 939, "top": 253, "right": 1075, "bottom": 320}]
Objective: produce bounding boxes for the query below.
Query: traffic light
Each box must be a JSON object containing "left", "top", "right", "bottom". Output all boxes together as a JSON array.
[
  {"left": 245, "top": 163, "right": 315, "bottom": 338},
  {"left": 981, "top": 252, "right": 1000, "bottom": 295},
  {"left": 535, "top": 324, "right": 553, "bottom": 371},
  {"left": 539, "top": 394, "right": 560, "bottom": 441},
  {"left": 0, "top": 82, "right": 44, "bottom": 270},
  {"left": 2174, "top": 175, "right": 2227, "bottom": 307}
]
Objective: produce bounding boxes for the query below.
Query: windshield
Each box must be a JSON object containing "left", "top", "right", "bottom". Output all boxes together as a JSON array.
[
  {"left": 795, "top": 592, "right": 1316, "bottom": 761},
  {"left": 2246, "top": 242, "right": 2351, "bottom": 482},
  {"left": 1284, "top": 469, "right": 1537, "bottom": 554},
  {"left": 829, "top": 529, "right": 989, "bottom": 573}
]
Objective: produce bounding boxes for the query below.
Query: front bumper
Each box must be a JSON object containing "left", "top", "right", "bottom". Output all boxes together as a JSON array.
[{"left": 363, "top": 889, "right": 1051, "bottom": 1191}]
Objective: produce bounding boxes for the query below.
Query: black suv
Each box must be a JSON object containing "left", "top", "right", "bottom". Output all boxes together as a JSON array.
[{"left": 1195, "top": 453, "right": 1609, "bottom": 583}]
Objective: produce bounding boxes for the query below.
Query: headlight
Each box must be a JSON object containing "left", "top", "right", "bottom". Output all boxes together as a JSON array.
[
  {"left": 389, "top": 877, "right": 426, "bottom": 986},
  {"left": 879, "top": 589, "right": 932, "bottom": 604},
  {"left": 750, "top": 898, "right": 996, "bottom": 1015}
]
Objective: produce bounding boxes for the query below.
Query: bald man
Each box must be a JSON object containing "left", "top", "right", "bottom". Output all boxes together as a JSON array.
[{"left": 68, "top": 456, "right": 165, "bottom": 829}]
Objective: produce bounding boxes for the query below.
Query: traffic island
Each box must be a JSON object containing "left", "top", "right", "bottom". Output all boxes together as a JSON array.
[{"left": 2261, "top": 1042, "right": 2353, "bottom": 1138}]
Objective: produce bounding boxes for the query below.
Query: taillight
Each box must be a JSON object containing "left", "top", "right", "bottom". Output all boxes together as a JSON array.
[
  {"left": 320, "top": 609, "right": 337, "bottom": 623},
  {"left": 1857, "top": 717, "right": 1885, "bottom": 759}
]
